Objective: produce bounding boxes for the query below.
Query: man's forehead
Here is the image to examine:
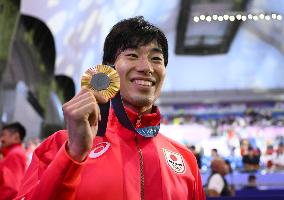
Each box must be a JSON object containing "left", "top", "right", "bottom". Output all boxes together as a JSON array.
[
  {"left": 124, "top": 43, "right": 163, "bottom": 53},
  {"left": 0, "top": 130, "right": 7, "bottom": 136},
  {"left": 1, "top": 129, "right": 13, "bottom": 135}
]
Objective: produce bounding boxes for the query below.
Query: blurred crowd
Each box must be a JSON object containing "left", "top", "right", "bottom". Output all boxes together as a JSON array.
[
  {"left": 161, "top": 102, "right": 284, "bottom": 127},
  {"left": 160, "top": 103, "right": 284, "bottom": 197},
  {"left": 162, "top": 105, "right": 284, "bottom": 172},
  {"left": 187, "top": 142, "right": 284, "bottom": 197},
  {"left": 1, "top": 104, "right": 284, "bottom": 198},
  {"left": 188, "top": 143, "right": 284, "bottom": 172}
]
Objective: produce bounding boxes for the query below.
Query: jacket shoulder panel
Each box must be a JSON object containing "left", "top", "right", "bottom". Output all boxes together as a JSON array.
[
  {"left": 157, "top": 133, "right": 198, "bottom": 169},
  {"left": 34, "top": 130, "right": 68, "bottom": 165},
  {"left": 158, "top": 133, "right": 193, "bottom": 155}
]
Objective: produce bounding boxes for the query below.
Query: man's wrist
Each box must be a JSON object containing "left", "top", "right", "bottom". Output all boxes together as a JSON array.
[{"left": 66, "top": 141, "right": 88, "bottom": 162}]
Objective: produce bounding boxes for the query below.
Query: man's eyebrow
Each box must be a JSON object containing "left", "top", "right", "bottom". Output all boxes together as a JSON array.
[
  {"left": 123, "top": 47, "right": 163, "bottom": 54},
  {"left": 151, "top": 48, "right": 163, "bottom": 54}
]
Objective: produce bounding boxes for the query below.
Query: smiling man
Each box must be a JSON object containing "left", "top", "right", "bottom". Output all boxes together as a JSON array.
[
  {"left": 16, "top": 16, "right": 205, "bottom": 200},
  {"left": 115, "top": 41, "right": 165, "bottom": 114}
]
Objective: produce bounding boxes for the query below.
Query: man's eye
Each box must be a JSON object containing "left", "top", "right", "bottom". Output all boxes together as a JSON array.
[{"left": 152, "top": 57, "right": 163, "bottom": 62}]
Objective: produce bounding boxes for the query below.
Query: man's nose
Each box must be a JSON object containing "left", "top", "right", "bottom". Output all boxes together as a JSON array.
[{"left": 137, "top": 57, "right": 153, "bottom": 75}]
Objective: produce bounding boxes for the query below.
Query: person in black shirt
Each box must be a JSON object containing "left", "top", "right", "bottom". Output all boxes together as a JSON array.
[{"left": 242, "top": 146, "right": 260, "bottom": 171}]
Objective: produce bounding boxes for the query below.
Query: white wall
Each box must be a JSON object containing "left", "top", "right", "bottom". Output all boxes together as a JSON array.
[{"left": 12, "top": 82, "right": 43, "bottom": 139}]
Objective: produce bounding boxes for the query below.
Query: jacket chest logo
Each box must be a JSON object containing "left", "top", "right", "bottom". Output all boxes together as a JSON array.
[
  {"left": 162, "top": 148, "right": 186, "bottom": 174},
  {"left": 89, "top": 142, "right": 110, "bottom": 159}
]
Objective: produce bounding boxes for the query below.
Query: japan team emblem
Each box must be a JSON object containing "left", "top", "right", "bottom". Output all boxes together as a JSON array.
[{"left": 162, "top": 148, "right": 186, "bottom": 174}]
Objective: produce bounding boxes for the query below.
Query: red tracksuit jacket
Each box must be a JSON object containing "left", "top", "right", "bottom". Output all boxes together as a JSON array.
[
  {"left": 0, "top": 144, "right": 27, "bottom": 200},
  {"left": 16, "top": 107, "right": 205, "bottom": 200}
]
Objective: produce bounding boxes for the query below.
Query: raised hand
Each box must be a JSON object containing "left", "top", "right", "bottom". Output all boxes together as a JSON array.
[{"left": 62, "top": 88, "right": 108, "bottom": 162}]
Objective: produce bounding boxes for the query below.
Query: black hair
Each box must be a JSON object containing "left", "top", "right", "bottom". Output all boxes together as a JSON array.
[
  {"left": 248, "top": 174, "right": 256, "bottom": 181},
  {"left": 248, "top": 146, "right": 254, "bottom": 151},
  {"left": 2, "top": 122, "right": 26, "bottom": 141},
  {"left": 212, "top": 148, "right": 218, "bottom": 153},
  {"left": 103, "top": 16, "right": 168, "bottom": 66},
  {"left": 189, "top": 145, "right": 196, "bottom": 150}
]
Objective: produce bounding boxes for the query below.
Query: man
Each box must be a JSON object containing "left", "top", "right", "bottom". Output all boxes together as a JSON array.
[
  {"left": 0, "top": 122, "right": 27, "bottom": 200},
  {"left": 16, "top": 16, "right": 205, "bottom": 200},
  {"left": 242, "top": 146, "right": 260, "bottom": 171},
  {"left": 207, "top": 158, "right": 234, "bottom": 197}
]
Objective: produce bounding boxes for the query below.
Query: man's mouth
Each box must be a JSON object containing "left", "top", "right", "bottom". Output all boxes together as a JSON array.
[{"left": 132, "top": 79, "right": 154, "bottom": 87}]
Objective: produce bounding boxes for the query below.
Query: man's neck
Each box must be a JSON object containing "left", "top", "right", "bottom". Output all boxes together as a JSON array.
[
  {"left": 0, "top": 143, "right": 21, "bottom": 157},
  {"left": 122, "top": 101, "right": 153, "bottom": 114}
]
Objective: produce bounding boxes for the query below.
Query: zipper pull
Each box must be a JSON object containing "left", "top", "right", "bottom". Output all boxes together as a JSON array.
[{"left": 135, "top": 114, "right": 142, "bottom": 128}]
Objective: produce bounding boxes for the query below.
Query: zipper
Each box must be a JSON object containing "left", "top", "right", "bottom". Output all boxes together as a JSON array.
[
  {"left": 135, "top": 113, "right": 142, "bottom": 128},
  {"left": 135, "top": 114, "right": 144, "bottom": 200}
]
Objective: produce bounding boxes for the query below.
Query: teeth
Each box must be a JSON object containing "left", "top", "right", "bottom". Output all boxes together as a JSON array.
[{"left": 133, "top": 80, "right": 152, "bottom": 86}]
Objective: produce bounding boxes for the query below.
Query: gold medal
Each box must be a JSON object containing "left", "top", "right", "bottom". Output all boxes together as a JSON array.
[{"left": 81, "top": 64, "right": 120, "bottom": 100}]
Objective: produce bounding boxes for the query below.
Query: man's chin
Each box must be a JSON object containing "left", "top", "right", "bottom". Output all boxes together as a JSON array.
[{"left": 122, "top": 96, "right": 154, "bottom": 110}]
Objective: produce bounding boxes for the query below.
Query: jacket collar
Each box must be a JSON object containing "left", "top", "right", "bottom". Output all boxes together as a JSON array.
[
  {"left": 107, "top": 105, "right": 161, "bottom": 139},
  {"left": 0, "top": 143, "right": 22, "bottom": 157},
  {"left": 123, "top": 105, "right": 161, "bottom": 128}
]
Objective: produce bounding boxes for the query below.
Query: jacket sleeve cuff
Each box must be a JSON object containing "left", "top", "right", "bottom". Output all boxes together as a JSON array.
[
  {"left": 63, "top": 141, "right": 89, "bottom": 164},
  {"left": 50, "top": 141, "right": 89, "bottom": 183}
]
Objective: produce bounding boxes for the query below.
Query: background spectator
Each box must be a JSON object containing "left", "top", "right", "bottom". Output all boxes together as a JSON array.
[
  {"left": 188, "top": 145, "right": 202, "bottom": 169},
  {"left": 0, "top": 122, "right": 27, "bottom": 200},
  {"left": 206, "top": 158, "right": 235, "bottom": 197},
  {"left": 242, "top": 174, "right": 258, "bottom": 190},
  {"left": 271, "top": 143, "right": 284, "bottom": 170},
  {"left": 242, "top": 146, "right": 260, "bottom": 172}
]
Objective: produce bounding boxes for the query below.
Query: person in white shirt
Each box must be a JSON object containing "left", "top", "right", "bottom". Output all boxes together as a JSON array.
[{"left": 272, "top": 143, "right": 284, "bottom": 170}]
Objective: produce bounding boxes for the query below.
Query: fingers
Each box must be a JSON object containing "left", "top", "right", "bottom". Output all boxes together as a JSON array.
[
  {"left": 93, "top": 90, "right": 109, "bottom": 104},
  {"left": 69, "top": 101, "right": 100, "bottom": 126},
  {"left": 64, "top": 100, "right": 100, "bottom": 125},
  {"left": 63, "top": 89, "right": 95, "bottom": 107},
  {"left": 64, "top": 88, "right": 109, "bottom": 106},
  {"left": 88, "top": 102, "right": 101, "bottom": 126},
  {"left": 62, "top": 89, "right": 101, "bottom": 126}
]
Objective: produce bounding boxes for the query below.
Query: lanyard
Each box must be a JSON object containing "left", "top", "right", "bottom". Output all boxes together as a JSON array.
[{"left": 97, "top": 92, "right": 159, "bottom": 137}]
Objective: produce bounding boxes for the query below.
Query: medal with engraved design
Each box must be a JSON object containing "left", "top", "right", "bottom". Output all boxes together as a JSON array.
[{"left": 81, "top": 64, "right": 120, "bottom": 100}]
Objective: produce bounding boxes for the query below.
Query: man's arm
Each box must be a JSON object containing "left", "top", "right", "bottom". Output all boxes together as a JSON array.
[
  {"left": 207, "top": 189, "right": 220, "bottom": 197},
  {"left": 15, "top": 132, "right": 87, "bottom": 200},
  {"left": 16, "top": 88, "right": 107, "bottom": 199},
  {"left": 207, "top": 174, "right": 224, "bottom": 197}
]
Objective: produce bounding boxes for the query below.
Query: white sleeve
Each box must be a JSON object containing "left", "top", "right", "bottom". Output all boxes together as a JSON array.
[
  {"left": 273, "top": 154, "right": 284, "bottom": 166},
  {"left": 208, "top": 174, "right": 224, "bottom": 194}
]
